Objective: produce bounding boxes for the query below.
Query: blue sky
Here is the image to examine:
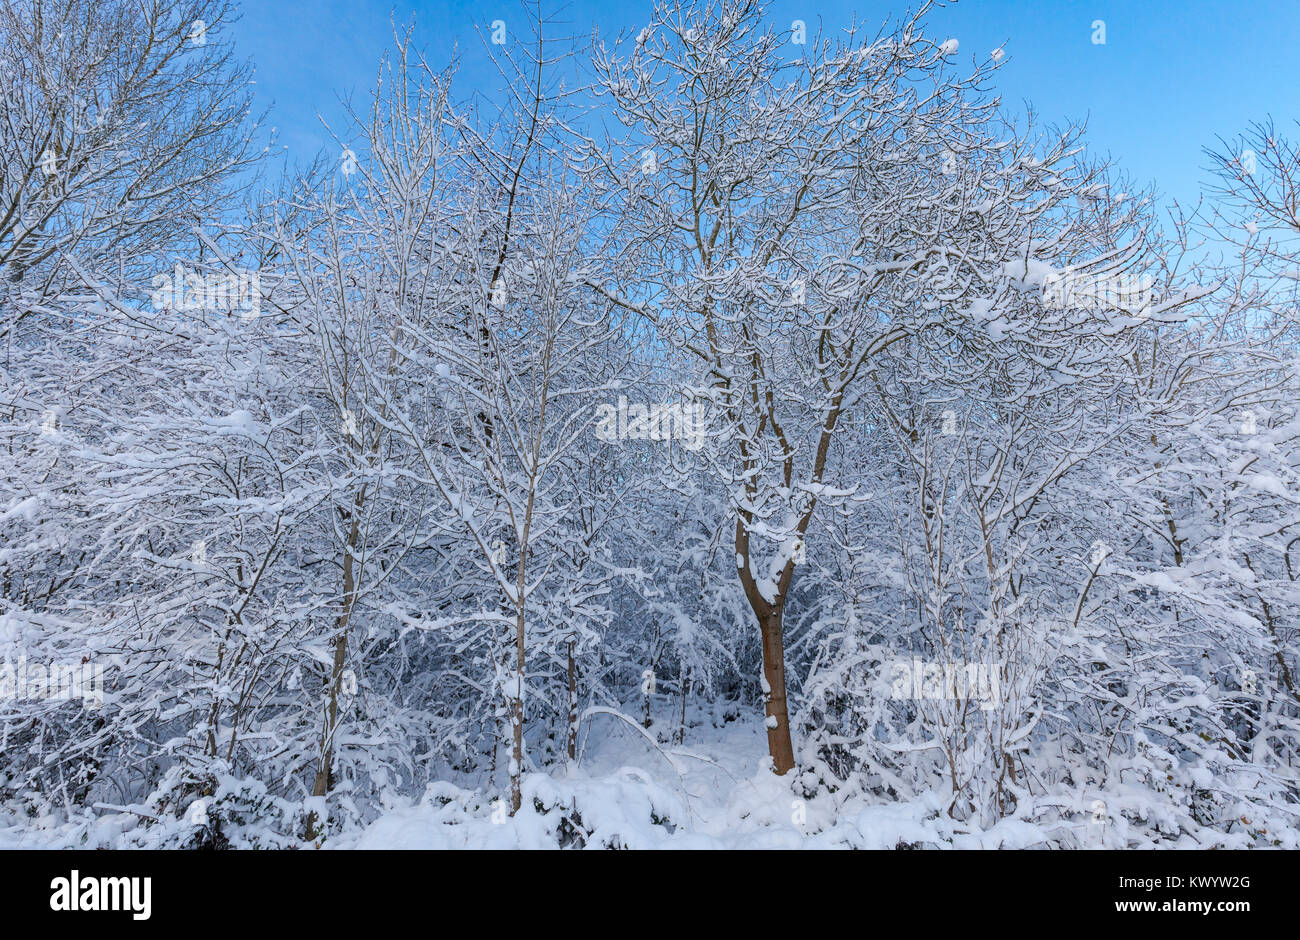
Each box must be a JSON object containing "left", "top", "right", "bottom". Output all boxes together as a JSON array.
[{"left": 230, "top": 0, "right": 1299, "bottom": 212}]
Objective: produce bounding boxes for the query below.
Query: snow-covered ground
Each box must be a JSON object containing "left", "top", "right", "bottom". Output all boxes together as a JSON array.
[
  {"left": 4, "top": 702, "right": 1296, "bottom": 850},
  {"left": 0, "top": 706, "right": 1022, "bottom": 849},
  {"left": 331, "top": 707, "right": 1056, "bottom": 849}
]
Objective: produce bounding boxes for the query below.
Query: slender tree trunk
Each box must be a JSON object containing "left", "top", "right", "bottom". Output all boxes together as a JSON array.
[
  {"left": 306, "top": 497, "right": 363, "bottom": 838},
  {"left": 760, "top": 604, "right": 795, "bottom": 773},
  {"left": 643, "top": 672, "right": 653, "bottom": 728},
  {"left": 566, "top": 639, "right": 578, "bottom": 761},
  {"left": 677, "top": 667, "right": 689, "bottom": 745},
  {"left": 306, "top": 611, "right": 351, "bottom": 840},
  {"left": 312, "top": 625, "right": 349, "bottom": 797},
  {"left": 510, "top": 602, "right": 525, "bottom": 814}
]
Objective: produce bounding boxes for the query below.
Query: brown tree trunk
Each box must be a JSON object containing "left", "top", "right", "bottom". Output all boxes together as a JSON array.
[
  {"left": 736, "top": 513, "right": 798, "bottom": 775},
  {"left": 760, "top": 605, "right": 795, "bottom": 774}
]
